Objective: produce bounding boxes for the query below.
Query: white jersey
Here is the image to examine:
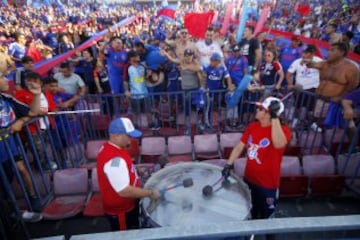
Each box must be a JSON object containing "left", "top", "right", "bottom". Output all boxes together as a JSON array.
[
  {"left": 195, "top": 40, "right": 223, "bottom": 67},
  {"left": 287, "top": 56, "right": 322, "bottom": 90},
  {"left": 39, "top": 93, "right": 50, "bottom": 130}
]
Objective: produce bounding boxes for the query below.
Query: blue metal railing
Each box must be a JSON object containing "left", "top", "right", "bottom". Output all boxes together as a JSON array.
[{"left": 0, "top": 88, "right": 359, "bottom": 239}]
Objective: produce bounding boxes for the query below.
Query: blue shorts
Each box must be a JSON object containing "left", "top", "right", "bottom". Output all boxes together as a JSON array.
[
  {"left": 0, "top": 135, "right": 19, "bottom": 163},
  {"left": 325, "top": 102, "right": 345, "bottom": 128},
  {"left": 245, "top": 180, "right": 278, "bottom": 219}
]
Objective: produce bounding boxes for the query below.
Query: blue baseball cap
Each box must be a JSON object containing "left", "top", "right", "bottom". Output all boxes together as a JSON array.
[
  {"left": 210, "top": 52, "right": 222, "bottom": 61},
  {"left": 109, "top": 118, "right": 142, "bottom": 138}
]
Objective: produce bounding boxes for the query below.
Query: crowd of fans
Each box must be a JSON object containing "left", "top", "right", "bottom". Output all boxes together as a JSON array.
[
  {"left": 0, "top": 0, "right": 359, "bottom": 129},
  {"left": 0, "top": 0, "right": 359, "bottom": 133}
]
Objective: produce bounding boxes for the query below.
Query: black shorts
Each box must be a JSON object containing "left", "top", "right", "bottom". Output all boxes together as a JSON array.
[
  {"left": 105, "top": 202, "right": 140, "bottom": 231},
  {"left": 245, "top": 179, "right": 278, "bottom": 219}
]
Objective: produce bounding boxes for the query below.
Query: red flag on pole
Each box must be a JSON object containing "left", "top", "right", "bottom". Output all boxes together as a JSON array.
[{"left": 184, "top": 12, "right": 215, "bottom": 39}]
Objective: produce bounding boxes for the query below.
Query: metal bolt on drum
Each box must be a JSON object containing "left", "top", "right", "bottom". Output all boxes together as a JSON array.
[{"left": 140, "top": 162, "right": 252, "bottom": 227}]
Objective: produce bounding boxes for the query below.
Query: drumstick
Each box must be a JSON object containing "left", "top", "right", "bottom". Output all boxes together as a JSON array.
[
  {"left": 202, "top": 176, "right": 231, "bottom": 198},
  {"left": 147, "top": 178, "right": 194, "bottom": 214},
  {"left": 159, "top": 178, "right": 193, "bottom": 195}
]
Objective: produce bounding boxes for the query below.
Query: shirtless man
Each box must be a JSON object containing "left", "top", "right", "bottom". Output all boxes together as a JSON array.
[
  {"left": 306, "top": 42, "right": 359, "bottom": 128},
  {"left": 165, "top": 28, "right": 198, "bottom": 61},
  {"left": 0, "top": 45, "right": 16, "bottom": 77},
  {"left": 325, "top": 23, "right": 342, "bottom": 44},
  {"left": 306, "top": 42, "right": 359, "bottom": 102}
]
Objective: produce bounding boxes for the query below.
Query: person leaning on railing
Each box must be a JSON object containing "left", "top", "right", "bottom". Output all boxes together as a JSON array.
[
  {"left": 0, "top": 75, "right": 43, "bottom": 212},
  {"left": 14, "top": 72, "right": 58, "bottom": 171}
]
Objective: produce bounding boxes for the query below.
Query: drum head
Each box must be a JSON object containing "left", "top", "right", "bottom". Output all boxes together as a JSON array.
[{"left": 141, "top": 162, "right": 251, "bottom": 227}]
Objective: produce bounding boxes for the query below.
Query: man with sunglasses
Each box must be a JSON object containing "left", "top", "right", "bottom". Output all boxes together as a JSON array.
[
  {"left": 165, "top": 28, "right": 198, "bottom": 61},
  {"left": 222, "top": 97, "right": 291, "bottom": 220}
]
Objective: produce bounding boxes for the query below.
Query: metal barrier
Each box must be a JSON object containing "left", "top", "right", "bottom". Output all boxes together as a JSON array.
[
  {"left": 81, "top": 89, "right": 359, "bottom": 188},
  {"left": 0, "top": 88, "right": 359, "bottom": 239},
  {"left": 0, "top": 113, "right": 85, "bottom": 236}
]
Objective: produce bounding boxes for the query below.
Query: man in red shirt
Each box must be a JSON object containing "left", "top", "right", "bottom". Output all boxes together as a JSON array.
[
  {"left": 97, "top": 117, "right": 160, "bottom": 231},
  {"left": 223, "top": 97, "right": 291, "bottom": 219}
]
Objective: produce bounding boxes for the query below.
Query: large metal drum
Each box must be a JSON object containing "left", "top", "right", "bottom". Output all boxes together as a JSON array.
[{"left": 140, "top": 162, "right": 252, "bottom": 227}]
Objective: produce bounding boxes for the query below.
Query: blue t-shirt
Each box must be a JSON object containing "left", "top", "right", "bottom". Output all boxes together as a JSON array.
[
  {"left": 0, "top": 93, "right": 30, "bottom": 162},
  {"left": 280, "top": 46, "right": 302, "bottom": 72},
  {"left": 164, "top": 61, "right": 180, "bottom": 82},
  {"left": 143, "top": 47, "right": 167, "bottom": 70},
  {"left": 225, "top": 55, "right": 248, "bottom": 86},
  {"left": 8, "top": 42, "right": 26, "bottom": 66},
  {"left": 203, "top": 65, "right": 230, "bottom": 90},
  {"left": 105, "top": 48, "right": 128, "bottom": 94},
  {"left": 128, "top": 64, "right": 149, "bottom": 99},
  {"left": 45, "top": 32, "right": 58, "bottom": 50},
  {"left": 78, "top": 60, "right": 96, "bottom": 85}
]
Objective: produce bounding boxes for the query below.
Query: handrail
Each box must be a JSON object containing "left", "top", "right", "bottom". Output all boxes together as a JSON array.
[{"left": 70, "top": 215, "right": 360, "bottom": 240}]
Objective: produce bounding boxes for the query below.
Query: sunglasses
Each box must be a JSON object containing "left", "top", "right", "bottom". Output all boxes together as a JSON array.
[{"left": 180, "top": 32, "right": 187, "bottom": 35}]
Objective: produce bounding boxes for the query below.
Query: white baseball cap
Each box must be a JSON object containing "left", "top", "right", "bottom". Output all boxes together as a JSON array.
[{"left": 255, "top": 97, "right": 284, "bottom": 116}]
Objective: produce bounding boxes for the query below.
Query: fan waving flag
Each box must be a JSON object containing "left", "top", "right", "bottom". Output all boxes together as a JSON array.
[
  {"left": 184, "top": 12, "right": 214, "bottom": 39},
  {"left": 157, "top": 8, "right": 176, "bottom": 19}
]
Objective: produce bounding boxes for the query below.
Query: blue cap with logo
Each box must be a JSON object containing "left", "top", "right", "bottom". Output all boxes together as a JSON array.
[{"left": 109, "top": 117, "right": 142, "bottom": 138}]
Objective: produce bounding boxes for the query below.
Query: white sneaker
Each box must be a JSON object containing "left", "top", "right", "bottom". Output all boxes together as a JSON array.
[
  {"left": 22, "top": 211, "right": 43, "bottom": 223},
  {"left": 291, "top": 118, "right": 299, "bottom": 129},
  {"left": 311, "top": 122, "right": 322, "bottom": 132},
  {"left": 50, "top": 161, "right": 58, "bottom": 170}
]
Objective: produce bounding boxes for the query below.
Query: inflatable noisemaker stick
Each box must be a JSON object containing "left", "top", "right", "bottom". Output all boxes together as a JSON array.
[{"left": 225, "top": 66, "right": 254, "bottom": 108}]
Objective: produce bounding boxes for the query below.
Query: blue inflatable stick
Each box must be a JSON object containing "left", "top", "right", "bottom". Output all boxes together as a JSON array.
[{"left": 226, "top": 66, "right": 253, "bottom": 108}]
